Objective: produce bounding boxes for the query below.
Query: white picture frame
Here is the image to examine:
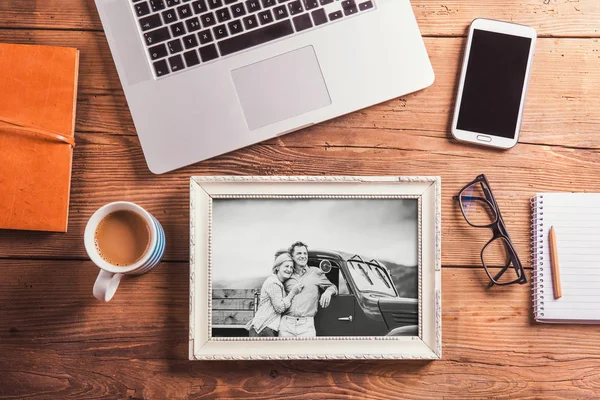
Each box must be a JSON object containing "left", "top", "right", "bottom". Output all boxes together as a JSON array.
[{"left": 189, "top": 176, "right": 442, "bottom": 360}]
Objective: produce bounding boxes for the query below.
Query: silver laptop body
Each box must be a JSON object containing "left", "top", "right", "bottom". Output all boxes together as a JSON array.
[{"left": 95, "top": 0, "right": 434, "bottom": 173}]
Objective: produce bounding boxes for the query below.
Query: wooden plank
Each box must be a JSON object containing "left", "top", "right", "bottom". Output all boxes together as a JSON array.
[
  {"left": 1, "top": 0, "right": 600, "bottom": 37},
  {"left": 0, "top": 0, "right": 103, "bottom": 31},
  {"left": 0, "top": 132, "right": 600, "bottom": 266},
  {"left": 213, "top": 289, "right": 258, "bottom": 299},
  {"left": 0, "top": 29, "right": 597, "bottom": 148},
  {"left": 415, "top": 0, "right": 600, "bottom": 37},
  {"left": 2, "top": 352, "right": 600, "bottom": 400},
  {"left": 212, "top": 298, "right": 256, "bottom": 311},
  {"left": 3, "top": 262, "right": 600, "bottom": 398},
  {"left": 212, "top": 311, "right": 254, "bottom": 325}
]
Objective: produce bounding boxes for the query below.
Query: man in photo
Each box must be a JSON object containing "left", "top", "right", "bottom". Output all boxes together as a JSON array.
[{"left": 279, "top": 241, "right": 338, "bottom": 337}]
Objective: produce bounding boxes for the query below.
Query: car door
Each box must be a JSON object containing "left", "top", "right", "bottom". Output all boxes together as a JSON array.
[
  {"left": 314, "top": 295, "right": 355, "bottom": 336},
  {"left": 314, "top": 268, "right": 355, "bottom": 336}
]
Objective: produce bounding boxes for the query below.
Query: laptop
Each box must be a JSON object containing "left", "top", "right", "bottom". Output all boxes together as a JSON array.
[{"left": 95, "top": 0, "right": 434, "bottom": 174}]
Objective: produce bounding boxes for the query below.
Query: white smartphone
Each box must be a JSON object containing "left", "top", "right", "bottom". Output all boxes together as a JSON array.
[{"left": 451, "top": 19, "right": 537, "bottom": 149}]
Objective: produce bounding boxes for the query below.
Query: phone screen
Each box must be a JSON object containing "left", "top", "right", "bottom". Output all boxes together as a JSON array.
[{"left": 457, "top": 29, "right": 532, "bottom": 139}]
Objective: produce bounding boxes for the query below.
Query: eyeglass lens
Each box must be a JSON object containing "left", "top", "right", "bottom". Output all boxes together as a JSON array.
[
  {"left": 482, "top": 236, "right": 524, "bottom": 284},
  {"left": 460, "top": 182, "right": 498, "bottom": 227}
]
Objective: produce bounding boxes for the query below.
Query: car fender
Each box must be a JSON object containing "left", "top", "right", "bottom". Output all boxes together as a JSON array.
[{"left": 386, "top": 325, "right": 418, "bottom": 336}]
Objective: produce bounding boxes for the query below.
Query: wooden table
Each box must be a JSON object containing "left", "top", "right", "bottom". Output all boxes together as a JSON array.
[{"left": 1, "top": 1, "right": 600, "bottom": 398}]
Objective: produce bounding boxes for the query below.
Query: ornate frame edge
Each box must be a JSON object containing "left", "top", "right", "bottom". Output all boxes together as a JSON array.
[{"left": 189, "top": 176, "right": 442, "bottom": 360}]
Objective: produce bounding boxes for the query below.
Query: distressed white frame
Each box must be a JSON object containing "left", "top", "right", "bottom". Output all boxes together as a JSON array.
[{"left": 189, "top": 176, "right": 442, "bottom": 360}]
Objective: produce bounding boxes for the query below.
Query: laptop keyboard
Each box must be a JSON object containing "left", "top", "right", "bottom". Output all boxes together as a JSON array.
[{"left": 131, "top": 0, "right": 375, "bottom": 78}]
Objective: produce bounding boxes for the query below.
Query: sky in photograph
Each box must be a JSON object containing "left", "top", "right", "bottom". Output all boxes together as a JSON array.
[{"left": 212, "top": 198, "right": 418, "bottom": 283}]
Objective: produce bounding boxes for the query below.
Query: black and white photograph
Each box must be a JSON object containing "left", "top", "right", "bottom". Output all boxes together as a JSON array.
[{"left": 210, "top": 197, "right": 419, "bottom": 339}]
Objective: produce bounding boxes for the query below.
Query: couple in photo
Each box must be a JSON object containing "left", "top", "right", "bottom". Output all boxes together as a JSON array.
[{"left": 245, "top": 241, "right": 338, "bottom": 337}]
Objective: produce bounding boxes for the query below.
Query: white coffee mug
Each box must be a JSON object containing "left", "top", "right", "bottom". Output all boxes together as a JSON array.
[{"left": 84, "top": 202, "right": 166, "bottom": 302}]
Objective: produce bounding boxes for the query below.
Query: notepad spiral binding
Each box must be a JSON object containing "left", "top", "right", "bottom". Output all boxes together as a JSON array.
[{"left": 531, "top": 195, "right": 545, "bottom": 319}]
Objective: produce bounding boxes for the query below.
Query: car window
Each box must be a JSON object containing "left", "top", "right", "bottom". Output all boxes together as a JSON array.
[
  {"left": 338, "top": 268, "right": 350, "bottom": 295},
  {"left": 347, "top": 261, "right": 396, "bottom": 296}
]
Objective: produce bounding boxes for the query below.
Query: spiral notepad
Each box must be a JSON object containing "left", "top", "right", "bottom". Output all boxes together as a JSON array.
[{"left": 532, "top": 193, "right": 600, "bottom": 323}]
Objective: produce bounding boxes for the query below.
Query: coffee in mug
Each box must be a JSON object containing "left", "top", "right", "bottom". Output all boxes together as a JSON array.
[
  {"left": 95, "top": 210, "right": 150, "bottom": 267},
  {"left": 84, "top": 202, "right": 166, "bottom": 302}
]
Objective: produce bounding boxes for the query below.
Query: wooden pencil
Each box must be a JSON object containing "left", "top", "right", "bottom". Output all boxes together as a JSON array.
[{"left": 549, "top": 226, "right": 562, "bottom": 299}]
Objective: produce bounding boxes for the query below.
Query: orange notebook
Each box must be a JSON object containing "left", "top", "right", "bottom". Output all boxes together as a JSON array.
[{"left": 0, "top": 43, "right": 79, "bottom": 232}]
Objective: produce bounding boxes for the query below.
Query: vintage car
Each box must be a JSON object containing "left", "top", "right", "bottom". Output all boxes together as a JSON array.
[{"left": 275, "top": 249, "right": 418, "bottom": 337}]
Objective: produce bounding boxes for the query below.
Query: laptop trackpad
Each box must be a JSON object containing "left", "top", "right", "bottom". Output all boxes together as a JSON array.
[{"left": 232, "top": 46, "right": 331, "bottom": 130}]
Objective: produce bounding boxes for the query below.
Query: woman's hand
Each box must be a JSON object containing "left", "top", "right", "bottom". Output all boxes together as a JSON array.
[{"left": 291, "top": 283, "right": 304, "bottom": 295}]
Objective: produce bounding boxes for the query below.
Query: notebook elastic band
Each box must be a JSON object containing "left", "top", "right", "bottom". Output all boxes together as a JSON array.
[{"left": 0, "top": 117, "right": 75, "bottom": 147}]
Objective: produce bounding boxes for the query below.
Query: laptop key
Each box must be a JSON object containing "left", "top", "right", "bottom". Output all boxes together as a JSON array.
[
  {"left": 153, "top": 59, "right": 170, "bottom": 76},
  {"left": 358, "top": 0, "right": 372, "bottom": 10},
  {"left": 139, "top": 14, "right": 163, "bottom": 31},
  {"left": 328, "top": 10, "right": 342, "bottom": 20},
  {"left": 183, "top": 33, "right": 199, "bottom": 48},
  {"left": 207, "top": 0, "right": 223, "bottom": 9},
  {"left": 148, "top": 43, "right": 168, "bottom": 60},
  {"left": 166, "top": 0, "right": 182, "bottom": 6},
  {"left": 303, "top": 0, "right": 318, "bottom": 10},
  {"left": 261, "top": 0, "right": 276, "bottom": 7},
  {"left": 135, "top": 2, "right": 151, "bottom": 16},
  {"left": 287, "top": 0, "right": 302, "bottom": 15},
  {"left": 144, "top": 27, "right": 171, "bottom": 45},
  {"left": 258, "top": 10, "right": 273, "bottom": 25},
  {"left": 319, "top": 0, "right": 333, "bottom": 4},
  {"left": 341, "top": 0, "right": 357, "bottom": 15},
  {"left": 228, "top": 19, "right": 244, "bottom": 34},
  {"left": 170, "top": 21, "right": 187, "bottom": 37},
  {"left": 198, "top": 29, "right": 214, "bottom": 43},
  {"left": 245, "top": 0, "right": 261, "bottom": 12},
  {"left": 184, "top": 50, "right": 201, "bottom": 66},
  {"left": 149, "top": 0, "right": 166, "bottom": 11},
  {"left": 273, "top": 5, "right": 288, "bottom": 19},
  {"left": 213, "top": 24, "right": 229, "bottom": 39},
  {"left": 168, "top": 54, "right": 186, "bottom": 72},
  {"left": 311, "top": 8, "right": 326, "bottom": 25},
  {"left": 218, "top": 19, "right": 293, "bottom": 56},
  {"left": 177, "top": 4, "right": 192, "bottom": 18},
  {"left": 292, "top": 13, "right": 312, "bottom": 31},
  {"left": 199, "top": 44, "right": 220, "bottom": 61},
  {"left": 167, "top": 38, "right": 184, "bottom": 53},
  {"left": 225, "top": 0, "right": 237, "bottom": 4},
  {"left": 242, "top": 14, "right": 258, "bottom": 30},
  {"left": 217, "top": 8, "right": 232, "bottom": 22},
  {"left": 185, "top": 16, "right": 202, "bottom": 31},
  {"left": 200, "top": 12, "right": 217, "bottom": 27},
  {"left": 192, "top": 0, "right": 207, "bottom": 13},
  {"left": 231, "top": 3, "right": 246, "bottom": 17},
  {"left": 162, "top": 9, "right": 178, "bottom": 23}
]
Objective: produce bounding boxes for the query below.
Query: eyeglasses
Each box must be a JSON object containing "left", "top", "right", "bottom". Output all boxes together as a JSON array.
[{"left": 454, "top": 174, "right": 527, "bottom": 286}]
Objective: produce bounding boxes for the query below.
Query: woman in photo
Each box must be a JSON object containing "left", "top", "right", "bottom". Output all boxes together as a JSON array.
[{"left": 245, "top": 253, "right": 303, "bottom": 337}]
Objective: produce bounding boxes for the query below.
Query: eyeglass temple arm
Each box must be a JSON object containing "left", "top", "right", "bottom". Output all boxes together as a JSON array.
[
  {"left": 489, "top": 264, "right": 511, "bottom": 286},
  {"left": 455, "top": 195, "right": 496, "bottom": 208}
]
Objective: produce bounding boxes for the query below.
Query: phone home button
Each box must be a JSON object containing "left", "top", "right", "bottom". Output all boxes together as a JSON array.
[{"left": 477, "top": 135, "right": 492, "bottom": 142}]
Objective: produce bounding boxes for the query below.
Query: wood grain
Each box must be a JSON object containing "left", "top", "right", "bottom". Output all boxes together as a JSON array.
[
  {"left": 212, "top": 289, "right": 257, "bottom": 325},
  {"left": 1, "top": 0, "right": 600, "bottom": 37},
  {"left": 2, "top": 0, "right": 600, "bottom": 398},
  {"left": 212, "top": 299, "right": 256, "bottom": 311},
  {"left": 212, "top": 310, "right": 254, "bottom": 325},
  {"left": 3, "top": 262, "right": 600, "bottom": 399}
]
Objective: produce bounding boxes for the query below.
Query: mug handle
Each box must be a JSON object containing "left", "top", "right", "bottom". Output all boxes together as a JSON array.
[{"left": 93, "top": 270, "right": 123, "bottom": 302}]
